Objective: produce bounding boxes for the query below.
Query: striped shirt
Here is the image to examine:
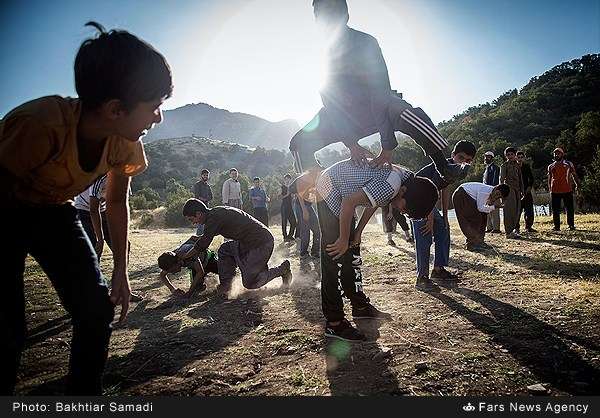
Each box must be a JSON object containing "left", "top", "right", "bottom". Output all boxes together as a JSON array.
[
  {"left": 74, "top": 175, "right": 107, "bottom": 212},
  {"left": 316, "top": 159, "right": 412, "bottom": 217}
]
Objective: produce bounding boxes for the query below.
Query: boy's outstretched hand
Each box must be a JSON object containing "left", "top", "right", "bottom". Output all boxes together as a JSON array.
[
  {"left": 326, "top": 238, "right": 349, "bottom": 260},
  {"left": 110, "top": 271, "right": 131, "bottom": 323}
]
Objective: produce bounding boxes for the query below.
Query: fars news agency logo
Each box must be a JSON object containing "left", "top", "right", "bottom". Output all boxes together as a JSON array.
[{"left": 463, "top": 403, "right": 476, "bottom": 412}]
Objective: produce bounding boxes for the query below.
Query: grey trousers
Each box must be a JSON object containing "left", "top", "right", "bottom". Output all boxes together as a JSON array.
[
  {"left": 486, "top": 208, "right": 500, "bottom": 231},
  {"left": 503, "top": 188, "right": 521, "bottom": 235},
  {"left": 217, "top": 239, "right": 282, "bottom": 289}
]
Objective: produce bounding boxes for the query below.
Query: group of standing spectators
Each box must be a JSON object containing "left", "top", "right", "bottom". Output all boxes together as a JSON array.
[
  {"left": 482, "top": 146, "right": 580, "bottom": 235},
  {"left": 193, "top": 167, "right": 266, "bottom": 225}
]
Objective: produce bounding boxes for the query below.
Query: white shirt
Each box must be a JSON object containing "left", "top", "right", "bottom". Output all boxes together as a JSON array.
[
  {"left": 461, "top": 182, "right": 496, "bottom": 213},
  {"left": 74, "top": 175, "right": 107, "bottom": 212},
  {"left": 222, "top": 178, "right": 242, "bottom": 204}
]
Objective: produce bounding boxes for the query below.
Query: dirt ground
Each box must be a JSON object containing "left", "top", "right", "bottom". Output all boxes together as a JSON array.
[{"left": 16, "top": 214, "right": 600, "bottom": 396}]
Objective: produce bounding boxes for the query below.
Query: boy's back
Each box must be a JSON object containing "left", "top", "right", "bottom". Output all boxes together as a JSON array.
[{"left": 194, "top": 206, "right": 273, "bottom": 251}]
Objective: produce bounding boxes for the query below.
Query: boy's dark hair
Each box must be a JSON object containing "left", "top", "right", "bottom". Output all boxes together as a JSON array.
[
  {"left": 505, "top": 147, "right": 517, "bottom": 155},
  {"left": 182, "top": 198, "right": 209, "bottom": 217},
  {"left": 312, "top": 0, "right": 349, "bottom": 21},
  {"left": 75, "top": 21, "right": 173, "bottom": 111},
  {"left": 452, "top": 140, "right": 477, "bottom": 157},
  {"left": 229, "top": 168, "right": 238, "bottom": 173},
  {"left": 253, "top": 177, "right": 260, "bottom": 182},
  {"left": 158, "top": 251, "right": 178, "bottom": 271},
  {"left": 516, "top": 151, "right": 525, "bottom": 157},
  {"left": 201, "top": 169, "right": 209, "bottom": 175},
  {"left": 402, "top": 176, "right": 439, "bottom": 219},
  {"left": 495, "top": 184, "right": 511, "bottom": 198}
]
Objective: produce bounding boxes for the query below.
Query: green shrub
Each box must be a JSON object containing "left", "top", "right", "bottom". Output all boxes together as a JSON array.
[{"left": 138, "top": 212, "right": 155, "bottom": 228}]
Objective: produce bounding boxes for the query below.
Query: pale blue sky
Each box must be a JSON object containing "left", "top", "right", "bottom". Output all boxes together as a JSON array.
[{"left": 1, "top": 0, "right": 598, "bottom": 125}]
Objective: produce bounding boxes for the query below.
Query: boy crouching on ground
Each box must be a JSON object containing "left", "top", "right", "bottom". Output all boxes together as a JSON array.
[
  {"left": 157, "top": 236, "right": 224, "bottom": 298},
  {"left": 180, "top": 199, "right": 292, "bottom": 291},
  {"left": 309, "top": 159, "right": 438, "bottom": 341}
]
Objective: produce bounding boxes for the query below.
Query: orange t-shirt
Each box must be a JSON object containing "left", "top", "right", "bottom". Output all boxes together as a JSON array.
[
  {"left": 548, "top": 160, "right": 574, "bottom": 194},
  {"left": 0, "top": 96, "right": 147, "bottom": 205}
]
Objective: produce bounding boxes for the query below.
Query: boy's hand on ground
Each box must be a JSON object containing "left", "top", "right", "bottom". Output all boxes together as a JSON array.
[
  {"left": 326, "top": 238, "right": 349, "bottom": 260},
  {"left": 369, "top": 149, "right": 393, "bottom": 168},
  {"left": 348, "top": 144, "right": 374, "bottom": 167},
  {"left": 110, "top": 272, "right": 131, "bottom": 323}
]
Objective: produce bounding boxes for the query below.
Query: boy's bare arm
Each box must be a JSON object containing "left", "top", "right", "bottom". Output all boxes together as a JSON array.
[
  {"left": 187, "top": 261, "right": 206, "bottom": 297},
  {"left": 105, "top": 171, "right": 132, "bottom": 322},
  {"left": 326, "top": 190, "right": 371, "bottom": 259},
  {"left": 353, "top": 206, "right": 377, "bottom": 246}
]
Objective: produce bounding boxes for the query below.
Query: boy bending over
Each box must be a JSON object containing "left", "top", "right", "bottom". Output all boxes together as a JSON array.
[
  {"left": 157, "top": 236, "right": 223, "bottom": 298},
  {"left": 313, "top": 159, "right": 438, "bottom": 341}
]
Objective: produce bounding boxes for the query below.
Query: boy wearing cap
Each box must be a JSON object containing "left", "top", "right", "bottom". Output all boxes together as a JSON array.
[
  {"left": 548, "top": 148, "right": 580, "bottom": 231},
  {"left": 483, "top": 151, "right": 501, "bottom": 233}
]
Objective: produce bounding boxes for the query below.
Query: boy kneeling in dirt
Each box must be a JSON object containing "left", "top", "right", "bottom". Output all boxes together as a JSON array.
[
  {"left": 157, "top": 236, "right": 225, "bottom": 298},
  {"left": 180, "top": 199, "right": 292, "bottom": 291},
  {"left": 295, "top": 159, "right": 439, "bottom": 341}
]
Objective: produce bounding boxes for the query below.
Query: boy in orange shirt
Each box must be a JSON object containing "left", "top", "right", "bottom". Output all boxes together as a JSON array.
[{"left": 0, "top": 22, "right": 172, "bottom": 394}]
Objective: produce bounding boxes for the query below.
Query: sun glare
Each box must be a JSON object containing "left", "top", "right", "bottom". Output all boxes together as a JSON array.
[{"left": 165, "top": 0, "right": 459, "bottom": 125}]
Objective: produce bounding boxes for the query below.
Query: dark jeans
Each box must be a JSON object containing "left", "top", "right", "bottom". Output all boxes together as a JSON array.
[
  {"left": 1, "top": 204, "right": 114, "bottom": 395},
  {"left": 412, "top": 208, "right": 450, "bottom": 278},
  {"left": 298, "top": 201, "right": 320, "bottom": 256},
  {"left": 317, "top": 201, "right": 369, "bottom": 322},
  {"left": 520, "top": 192, "right": 535, "bottom": 229},
  {"left": 551, "top": 192, "right": 575, "bottom": 229},
  {"left": 290, "top": 95, "right": 448, "bottom": 172},
  {"left": 252, "top": 207, "right": 269, "bottom": 227},
  {"left": 292, "top": 199, "right": 302, "bottom": 239},
  {"left": 77, "top": 209, "right": 131, "bottom": 263},
  {"left": 281, "top": 201, "right": 296, "bottom": 239}
]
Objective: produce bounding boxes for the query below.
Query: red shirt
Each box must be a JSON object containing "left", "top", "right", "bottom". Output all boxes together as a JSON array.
[{"left": 548, "top": 160, "right": 575, "bottom": 193}]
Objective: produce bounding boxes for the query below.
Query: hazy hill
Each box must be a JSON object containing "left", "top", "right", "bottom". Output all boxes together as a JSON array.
[
  {"left": 133, "top": 135, "right": 293, "bottom": 195},
  {"left": 143, "top": 102, "right": 300, "bottom": 150}
]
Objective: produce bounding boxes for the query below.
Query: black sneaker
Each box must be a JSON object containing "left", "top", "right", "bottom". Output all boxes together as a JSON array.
[
  {"left": 280, "top": 260, "right": 292, "bottom": 288},
  {"left": 352, "top": 303, "right": 392, "bottom": 320},
  {"left": 387, "top": 238, "right": 397, "bottom": 246},
  {"left": 430, "top": 268, "right": 460, "bottom": 282},
  {"left": 415, "top": 276, "right": 439, "bottom": 291},
  {"left": 324, "top": 319, "right": 366, "bottom": 342},
  {"left": 569, "top": 226, "right": 576, "bottom": 231}
]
